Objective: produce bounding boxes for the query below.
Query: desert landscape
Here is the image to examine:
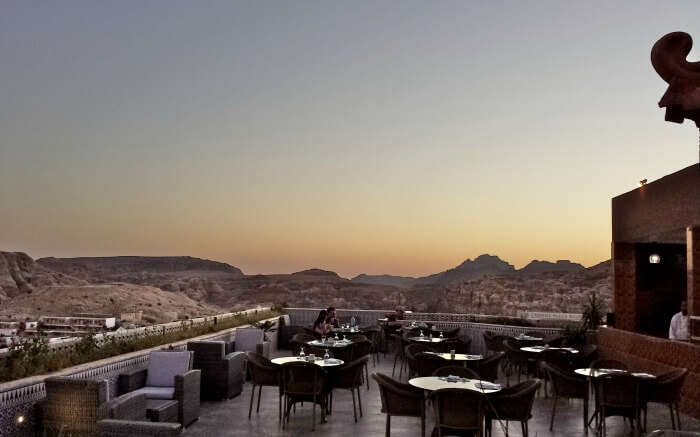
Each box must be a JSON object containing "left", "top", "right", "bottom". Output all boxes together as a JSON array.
[{"left": 0, "top": 251, "right": 611, "bottom": 324}]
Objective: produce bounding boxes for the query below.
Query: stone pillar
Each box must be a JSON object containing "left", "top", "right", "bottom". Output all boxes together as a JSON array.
[
  {"left": 613, "top": 242, "right": 637, "bottom": 331},
  {"left": 688, "top": 226, "right": 700, "bottom": 343}
]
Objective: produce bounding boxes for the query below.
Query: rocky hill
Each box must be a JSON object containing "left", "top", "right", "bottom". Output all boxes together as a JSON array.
[
  {"left": 351, "top": 274, "right": 418, "bottom": 288},
  {"left": 1, "top": 253, "right": 225, "bottom": 323},
  {"left": 518, "top": 259, "right": 585, "bottom": 275}
]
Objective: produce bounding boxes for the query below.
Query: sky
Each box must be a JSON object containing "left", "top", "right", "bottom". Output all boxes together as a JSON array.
[{"left": 1, "top": 1, "right": 699, "bottom": 278}]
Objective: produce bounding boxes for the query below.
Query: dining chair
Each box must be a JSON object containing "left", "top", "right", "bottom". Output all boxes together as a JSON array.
[
  {"left": 372, "top": 373, "right": 426, "bottom": 437},
  {"left": 640, "top": 367, "right": 688, "bottom": 431},
  {"left": 539, "top": 361, "right": 588, "bottom": 432},
  {"left": 415, "top": 353, "right": 448, "bottom": 377},
  {"left": 280, "top": 361, "right": 329, "bottom": 431},
  {"left": 330, "top": 356, "right": 368, "bottom": 422},
  {"left": 476, "top": 351, "right": 505, "bottom": 383},
  {"left": 485, "top": 379, "right": 541, "bottom": 437},
  {"left": 429, "top": 388, "right": 484, "bottom": 437},
  {"left": 597, "top": 373, "right": 642, "bottom": 437},
  {"left": 246, "top": 352, "right": 282, "bottom": 422},
  {"left": 433, "top": 366, "right": 480, "bottom": 379}
]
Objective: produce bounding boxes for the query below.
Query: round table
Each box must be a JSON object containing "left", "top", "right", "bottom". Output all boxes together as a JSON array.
[
  {"left": 306, "top": 339, "right": 353, "bottom": 348},
  {"left": 272, "top": 356, "right": 345, "bottom": 367},
  {"left": 513, "top": 335, "right": 543, "bottom": 342},
  {"left": 425, "top": 352, "right": 484, "bottom": 362},
  {"left": 521, "top": 346, "right": 579, "bottom": 354},
  {"left": 574, "top": 368, "right": 655, "bottom": 379},
  {"left": 332, "top": 327, "right": 364, "bottom": 334},
  {"left": 408, "top": 336, "right": 447, "bottom": 343},
  {"left": 409, "top": 376, "right": 501, "bottom": 394}
]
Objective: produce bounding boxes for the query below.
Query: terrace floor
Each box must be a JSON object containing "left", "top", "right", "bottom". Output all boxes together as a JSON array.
[{"left": 183, "top": 349, "right": 700, "bottom": 437}]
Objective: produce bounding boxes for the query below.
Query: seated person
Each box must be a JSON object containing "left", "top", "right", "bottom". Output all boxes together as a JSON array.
[
  {"left": 313, "top": 309, "right": 331, "bottom": 335},
  {"left": 325, "top": 306, "right": 339, "bottom": 328},
  {"left": 669, "top": 300, "right": 689, "bottom": 340}
]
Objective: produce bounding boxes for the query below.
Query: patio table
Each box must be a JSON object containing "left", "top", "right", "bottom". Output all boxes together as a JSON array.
[
  {"left": 408, "top": 336, "right": 447, "bottom": 343},
  {"left": 306, "top": 339, "right": 353, "bottom": 348},
  {"left": 521, "top": 346, "right": 579, "bottom": 354},
  {"left": 272, "top": 356, "right": 345, "bottom": 368},
  {"left": 424, "top": 351, "right": 484, "bottom": 362},
  {"left": 409, "top": 376, "right": 501, "bottom": 394}
]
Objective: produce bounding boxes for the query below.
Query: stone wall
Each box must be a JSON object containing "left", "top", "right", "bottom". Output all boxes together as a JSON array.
[{"left": 596, "top": 327, "right": 700, "bottom": 419}]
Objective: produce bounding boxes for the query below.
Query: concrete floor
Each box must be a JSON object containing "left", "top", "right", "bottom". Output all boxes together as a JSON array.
[{"left": 183, "top": 350, "right": 700, "bottom": 437}]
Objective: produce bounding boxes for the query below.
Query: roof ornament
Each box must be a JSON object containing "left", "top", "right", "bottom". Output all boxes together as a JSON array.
[{"left": 651, "top": 31, "right": 700, "bottom": 164}]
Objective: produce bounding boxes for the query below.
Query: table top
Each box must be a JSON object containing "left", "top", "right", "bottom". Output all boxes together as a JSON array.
[
  {"left": 408, "top": 336, "right": 447, "bottom": 343},
  {"left": 574, "top": 368, "right": 656, "bottom": 379},
  {"left": 513, "top": 335, "right": 543, "bottom": 341},
  {"left": 306, "top": 339, "right": 353, "bottom": 348},
  {"left": 409, "top": 376, "right": 501, "bottom": 393},
  {"left": 333, "top": 327, "right": 364, "bottom": 333},
  {"left": 425, "top": 352, "right": 484, "bottom": 361},
  {"left": 521, "top": 346, "right": 579, "bottom": 354},
  {"left": 272, "top": 356, "right": 345, "bottom": 367}
]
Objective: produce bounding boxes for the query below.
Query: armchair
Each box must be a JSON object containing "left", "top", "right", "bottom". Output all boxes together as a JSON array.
[
  {"left": 117, "top": 351, "right": 200, "bottom": 427},
  {"left": 98, "top": 392, "right": 182, "bottom": 436},
  {"left": 187, "top": 340, "right": 245, "bottom": 400},
  {"left": 228, "top": 327, "right": 270, "bottom": 358}
]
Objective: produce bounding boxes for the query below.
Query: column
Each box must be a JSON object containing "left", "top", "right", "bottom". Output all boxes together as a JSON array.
[
  {"left": 613, "top": 242, "right": 637, "bottom": 332},
  {"left": 688, "top": 226, "right": 700, "bottom": 343}
]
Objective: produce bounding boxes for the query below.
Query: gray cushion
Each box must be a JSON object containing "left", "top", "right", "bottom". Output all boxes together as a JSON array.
[
  {"left": 146, "top": 351, "right": 192, "bottom": 387},
  {"left": 131, "top": 386, "right": 176, "bottom": 400},
  {"left": 234, "top": 328, "right": 264, "bottom": 353}
]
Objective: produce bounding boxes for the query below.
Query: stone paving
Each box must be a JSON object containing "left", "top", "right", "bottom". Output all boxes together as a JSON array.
[{"left": 183, "top": 350, "right": 700, "bottom": 437}]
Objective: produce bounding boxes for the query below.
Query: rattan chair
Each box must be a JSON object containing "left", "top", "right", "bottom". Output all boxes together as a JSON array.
[
  {"left": 280, "top": 361, "right": 329, "bottom": 431},
  {"left": 353, "top": 339, "right": 373, "bottom": 389},
  {"left": 641, "top": 368, "right": 688, "bottom": 431},
  {"left": 433, "top": 366, "right": 481, "bottom": 379},
  {"left": 290, "top": 333, "right": 316, "bottom": 355},
  {"left": 435, "top": 338, "right": 471, "bottom": 354},
  {"left": 331, "top": 356, "right": 368, "bottom": 422},
  {"left": 477, "top": 351, "right": 505, "bottom": 383},
  {"left": 364, "top": 328, "right": 381, "bottom": 365},
  {"left": 98, "top": 393, "right": 182, "bottom": 436},
  {"left": 391, "top": 335, "right": 410, "bottom": 379},
  {"left": 483, "top": 332, "right": 508, "bottom": 356},
  {"left": 540, "top": 361, "right": 588, "bottom": 431},
  {"left": 303, "top": 326, "right": 323, "bottom": 339},
  {"left": 246, "top": 352, "right": 282, "bottom": 421},
  {"left": 187, "top": 340, "right": 245, "bottom": 400},
  {"left": 485, "top": 379, "right": 541, "bottom": 437},
  {"left": 597, "top": 373, "right": 642, "bottom": 437},
  {"left": 574, "top": 344, "right": 598, "bottom": 368},
  {"left": 502, "top": 338, "right": 534, "bottom": 385},
  {"left": 429, "top": 388, "right": 484, "bottom": 437},
  {"left": 372, "top": 373, "right": 426, "bottom": 437},
  {"left": 416, "top": 352, "right": 448, "bottom": 377},
  {"left": 117, "top": 351, "right": 200, "bottom": 427},
  {"left": 590, "top": 358, "right": 628, "bottom": 371}
]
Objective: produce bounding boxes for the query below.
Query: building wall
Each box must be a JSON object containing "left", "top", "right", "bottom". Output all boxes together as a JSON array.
[
  {"left": 612, "top": 163, "right": 700, "bottom": 244},
  {"left": 597, "top": 327, "right": 700, "bottom": 419}
]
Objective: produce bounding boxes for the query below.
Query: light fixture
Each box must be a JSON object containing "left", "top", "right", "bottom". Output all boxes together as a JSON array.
[
  {"left": 639, "top": 179, "right": 647, "bottom": 187},
  {"left": 16, "top": 415, "right": 24, "bottom": 424},
  {"left": 649, "top": 254, "right": 661, "bottom": 264}
]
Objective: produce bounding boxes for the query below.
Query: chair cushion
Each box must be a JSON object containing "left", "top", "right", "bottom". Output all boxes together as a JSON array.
[
  {"left": 234, "top": 328, "right": 264, "bottom": 353},
  {"left": 146, "top": 351, "right": 192, "bottom": 387},
  {"left": 131, "top": 386, "right": 176, "bottom": 400}
]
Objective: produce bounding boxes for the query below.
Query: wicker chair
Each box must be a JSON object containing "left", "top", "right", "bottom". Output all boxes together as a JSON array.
[
  {"left": 485, "top": 379, "right": 541, "bottom": 437},
  {"left": 483, "top": 332, "right": 507, "bottom": 356},
  {"left": 98, "top": 393, "right": 182, "bottom": 436},
  {"left": 331, "top": 356, "right": 368, "bottom": 422},
  {"left": 187, "top": 340, "right": 245, "bottom": 400},
  {"left": 540, "top": 361, "right": 588, "bottom": 431},
  {"left": 433, "top": 366, "right": 480, "bottom": 379},
  {"left": 117, "top": 351, "right": 200, "bottom": 427},
  {"left": 290, "top": 333, "right": 316, "bottom": 355},
  {"left": 574, "top": 344, "right": 598, "bottom": 368},
  {"left": 303, "top": 326, "right": 323, "bottom": 339},
  {"left": 435, "top": 338, "right": 471, "bottom": 354},
  {"left": 280, "top": 361, "right": 329, "bottom": 431},
  {"left": 391, "top": 335, "right": 410, "bottom": 379},
  {"left": 590, "top": 358, "right": 628, "bottom": 371},
  {"left": 364, "top": 328, "right": 381, "bottom": 365},
  {"left": 597, "top": 374, "right": 642, "bottom": 437},
  {"left": 229, "top": 327, "right": 270, "bottom": 358},
  {"left": 415, "top": 352, "right": 448, "bottom": 377},
  {"left": 373, "top": 373, "right": 426, "bottom": 437},
  {"left": 353, "top": 339, "right": 373, "bottom": 389},
  {"left": 641, "top": 368, "right": 688, "bottom": 431},
  {"left": 40, "top": 377, "right": 181, "bottom": 437},
  {"left": 502, "top": 338, "right": 535, "bottom": 385},
  {"left": 429, "top": 388, "right": 484, "bottom": 437},
  {"left": 246, "top": 352, "right": 282, "bottom": 421},
  {"left": 476, "top": 351, "right": 505, "bottom": 383}
]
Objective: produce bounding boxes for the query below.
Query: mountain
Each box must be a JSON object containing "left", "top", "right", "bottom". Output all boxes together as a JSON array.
[
  {"left": 291, "top": 269, "right": 344, "bottom": 279},
  {"left": 1, "top": 253, "right": 224, "bottom": 324},
  {"left": 351, "top": 274, "right": 417, "bottom": 288},
  {"left": 517, "top": 260, "right": 585, "bottom": 275},
  {"left": 414, "top": 254, "right": 516, "bottom": 286},
  {"left": 37, "top": 256, "right": 244, "bottom": 303}
]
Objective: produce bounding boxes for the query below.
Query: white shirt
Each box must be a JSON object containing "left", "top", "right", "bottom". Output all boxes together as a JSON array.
[{"left": 669, "top": 312, "right": 689, "bottom": 340}]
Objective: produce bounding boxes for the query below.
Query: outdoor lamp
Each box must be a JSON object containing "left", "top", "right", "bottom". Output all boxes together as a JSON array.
[{"left": 649, "top": 254, "right": 661, "bottom": 264}]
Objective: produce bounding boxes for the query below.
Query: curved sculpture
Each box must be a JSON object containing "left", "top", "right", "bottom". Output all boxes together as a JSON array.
[{"left": 651, "top": 31, "right": 700, "bottom": 126}]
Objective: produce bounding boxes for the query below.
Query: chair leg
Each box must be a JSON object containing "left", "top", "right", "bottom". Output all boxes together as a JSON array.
[
  {"left": 550, "top": 393, "right": 557, "bottom": 431},
  {"left": 357, "top": 386, "right": 363, "bottom": 416},
  {"left": 248, "top": 383, "right": 256, "bottom": 419},
  {"left": 392, "top": 353, "right": 398, "bottom": 376},
  {"left": 522, "top": 420, "right": 527, "bottom": 437},
  {"left": 421, "top": 408, "right": 426, "bottom": 437},
  {"left": 583, "top": 396, "right": 589, "bottom": 433},
  {"left": 278, "top": 392, "right": 282, "bottom": 423},
  {"left": 676, "top": 403, "right": 682, "bottom": 431},
  {"left": 256, "top": 385, "right": 262, "bottom": 413},
  {"left": 386, "top": 415, "right": 391, "bottom": 437},
  {"left": 312, "top": 397, "right": 316, "bottom": 432},
  {"left": 351, "top": 388, "right": 358, "bottom": 423},
  {"left": 366, "top": 364, "right": 370, "bottom": 390}
]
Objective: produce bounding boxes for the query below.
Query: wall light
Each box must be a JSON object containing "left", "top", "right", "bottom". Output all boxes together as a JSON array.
[
  {"left": 16, "top": 415, "right": 24, "bottom": 424},
  {"left": 649, "top": 254, "right": 661, "bottom": 264},
  {"left": 639, "top": 179, "right": 647, "bottom": 187}
]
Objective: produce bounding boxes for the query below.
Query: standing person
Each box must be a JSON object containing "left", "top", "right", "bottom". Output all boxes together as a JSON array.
[
  {"left": 326, "top": 306, "right": 339, "bottom": 328},
  {"left": 669, "top": 300, "right": 689, "bottom": 341},
  {"left": 313, "top": 310, "right": 331, "bottom": 336}
]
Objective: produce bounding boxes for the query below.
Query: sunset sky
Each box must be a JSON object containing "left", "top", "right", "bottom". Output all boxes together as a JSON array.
[{"left": 1, "top": 1, "right": 699, "bottom": 278}]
